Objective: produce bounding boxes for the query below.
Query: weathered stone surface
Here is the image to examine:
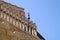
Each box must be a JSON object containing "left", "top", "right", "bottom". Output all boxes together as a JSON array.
[
  {"left": 0, "top": 1, "right": 44, "bottom": 40},
  {"left": 0, "top": 18, "right": 41, "bottom": 40}
]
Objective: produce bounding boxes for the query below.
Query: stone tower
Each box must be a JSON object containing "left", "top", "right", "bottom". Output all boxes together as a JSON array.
[{"left": 0, "top": 1, "right": 45, "bottom": 40}]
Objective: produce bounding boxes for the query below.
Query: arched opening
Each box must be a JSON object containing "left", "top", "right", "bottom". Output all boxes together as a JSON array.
[
  {"left": 28, "top": 26, "right": 29, "bottom": 32},
  {"left": 24, "top": 26, "right": 26, "bottom": 31},
  {"left": 31, "top": 27, "right": 32, "bottom": 34}
]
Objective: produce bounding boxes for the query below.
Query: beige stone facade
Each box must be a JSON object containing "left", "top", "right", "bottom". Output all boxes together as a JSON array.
[{"left": 0, "top": 0, "right": 45, "bottom": 40}]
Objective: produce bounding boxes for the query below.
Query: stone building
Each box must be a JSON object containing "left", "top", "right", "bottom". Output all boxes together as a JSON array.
[{"left": 0, "top": 0, "right": 45, "bottom": 40}]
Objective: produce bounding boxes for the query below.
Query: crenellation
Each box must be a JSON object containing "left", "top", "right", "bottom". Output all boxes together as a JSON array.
[{"left": 0, "top": 1, "right": 45, "bottom": 40}]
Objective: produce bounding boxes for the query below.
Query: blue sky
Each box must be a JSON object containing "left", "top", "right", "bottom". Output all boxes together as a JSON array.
[{"left": 4, "top": 0, "right": 60, "bottom": 40}]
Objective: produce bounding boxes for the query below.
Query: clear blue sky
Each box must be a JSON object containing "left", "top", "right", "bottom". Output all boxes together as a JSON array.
[{"left": 4, "top": 0, "right": 60, "bottom": 40}]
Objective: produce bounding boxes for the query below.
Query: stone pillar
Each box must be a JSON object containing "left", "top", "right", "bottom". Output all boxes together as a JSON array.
[
  {"left": 32, "top": 29, "right": 34, "bottom": 35},
  {"left": 26, "top": 26, "right": 28, "bottom": 32},
  {"left": 29, "top": 27, "right": 31, "bottom": 33},
  {"left": 34, "top": 30, "right": 37, "bottom": 36},
  {"left": 23, "top": 24, "right": 24, "bottom": 30},
  {"left": 19, "top": 22, "right": 21, "bottom": 29},
  {"left": 15, "top": 20, "right": 18, "bottom": 27},
  {"left": 18, "top": 18, "right": 20, "bottom": 28},
  {"left": 13, "top": 18, "right": 16, "bottom": 26},
  {"left": 4, "top": 13, "right": 6, "bottom": 19},
  {"left": 10, "top": 17, "right": 13, "bottom": 23},
  {"left": 24, "top": 26, "right": 25, "bottom": 31},
  {"left": 6, "top": 15, "right": 9, "bottom": 22},
  {"left": 1, "top": 12, "right": 3, "bottom": 18}
]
